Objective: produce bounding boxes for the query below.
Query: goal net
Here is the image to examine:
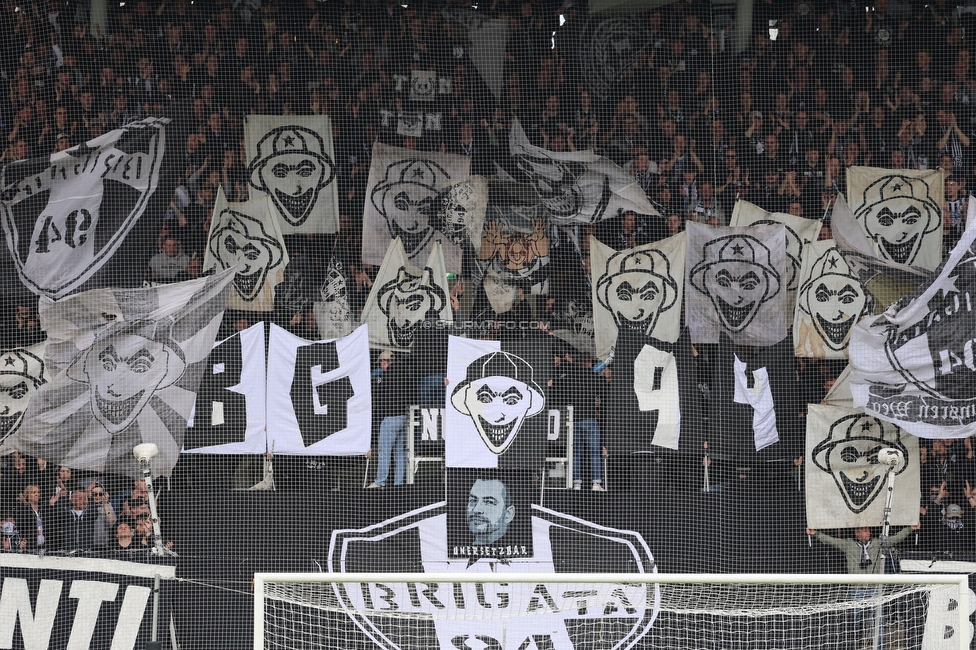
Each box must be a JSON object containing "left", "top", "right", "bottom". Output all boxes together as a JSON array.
[{"left": 253, "top": 572, "right": 972, "bottom": 650}]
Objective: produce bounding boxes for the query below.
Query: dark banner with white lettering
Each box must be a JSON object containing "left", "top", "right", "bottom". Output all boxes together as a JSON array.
[{"left": 0, "top": 554, "right": 175, "bottom": 650}]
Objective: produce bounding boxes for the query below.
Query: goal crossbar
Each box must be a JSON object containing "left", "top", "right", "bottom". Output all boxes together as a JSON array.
[{"left": 254, "top": 572, "right": 971, "bottom": 650}]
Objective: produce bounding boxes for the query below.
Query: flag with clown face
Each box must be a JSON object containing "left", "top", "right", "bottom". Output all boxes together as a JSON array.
[
  {"left": 793, "top": 240, "right": 871, "bottom": 358},
  {"left": 1, "top": 269, "right": 235, "bottom": 478},
  {"left": 203, "top": 187, "right": 289, "bottom": 312},
  {"left": 806, "top": 404, "right": 919, "bottom": 529},
  {"left": 0, "top": 342, "right": 49, "bottom": 445},
  {"left": 245, "top": 115, "right": 339, "bottom": 235},
  {"left": 846, "top": 166, "right": 944, "bottom": 272},
  {"left": 685, "top": 222, "right": 788, "bottom": 345}
]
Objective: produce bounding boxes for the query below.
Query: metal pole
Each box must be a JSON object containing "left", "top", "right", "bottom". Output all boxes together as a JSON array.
[{"left": 139, "top": 458, "right": 167, "bottom": 557}]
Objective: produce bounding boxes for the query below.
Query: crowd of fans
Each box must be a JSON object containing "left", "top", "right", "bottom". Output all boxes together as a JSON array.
[{"left": 0, "top": 0, "right": 974, "bottom": 553}]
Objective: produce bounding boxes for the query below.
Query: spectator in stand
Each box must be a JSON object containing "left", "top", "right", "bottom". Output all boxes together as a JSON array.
[
  {"left": 367, "top": 350, "right": 412, "bottom": 489},
  {"left": 59, "top": 488, "right": 96, "bottom": 552},
  {"left": 150, "top": 235, "right": 190, "bottom": 282},
  {"left": 113, "top": 521, "right": 136, "bottom": 550},
  {"left": 89, "top": 483, "right": 117, "bottom": 549},
  {"left": 15, "top": 485, "right": 56, "bottom": 551},
  {"left": 550, "top": 350, "right": 608, "bottom": 492}
]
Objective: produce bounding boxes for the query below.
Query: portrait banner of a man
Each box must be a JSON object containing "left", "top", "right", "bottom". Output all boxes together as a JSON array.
[
  {"left": 806, "top": 404, "right": 919, "bottom": 529},
  {"left": 846, "top": 166, "right": 944, "bottom": 271},
  {"left": 244, "top": 115, "right": 340, "bottom": 235},
  {"left": 362, "top": 142, "right": 471, "bottom": 273},
  {"left": 203, "top": 187, "right": 289, "bottom": 312},
  {"left": 850, "top": 201, "right": 976, "bottom": 439},
  {"left": 591, "top": 233, "right": 685, "bottom": 362},
  {"left": 360, "top": 237, "right": 453, "bottom": 352},
  {"left": 447, "top": 469, "right": 533, "bottom": 560},
  {"left": 445, "top": 336, "right": 549, "bottom": 470},
  {"left": 685, "top": 222, "right": 788, "bottom": 346},
  {"left": 1, "top": 268, "right": 236, "bottom": 477},
  {"left": 793, "top": 240, "right": 870, "bottom": 358}
]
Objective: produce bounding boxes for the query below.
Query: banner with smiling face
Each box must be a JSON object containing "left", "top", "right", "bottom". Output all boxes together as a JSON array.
[
  {"left": 685, "top": 222, "right": 788, "bottom": 346},
  {"left": 245, "top": 115, "right": 339, "bottom": 235},
  {"left": 793, "top": 240, "right": 871, "bottom": 358},
  {"left": 203, "top": 187, "right": 288, "bottom": 313},
  {"left": 846, "top": 166, "right": 943, "bottom": 272}
]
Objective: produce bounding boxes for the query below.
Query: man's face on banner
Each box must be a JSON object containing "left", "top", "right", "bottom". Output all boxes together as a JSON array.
[
  {"left": 83, "top": 336, "right": 174, "bottom": 434},
  {"left": 701, "top": 260, "right": 770, "bottom": 332},
  {"left": 259, "top": 152, "right": 328, "bottom": 226},
  {"left": 461, "top": 377, "right": 534, "bottom": 450},
  {"left": 806, "top": 275, "right": 866, "bottom": 350},
  {"left": 466, "top": 478, "right": 515, "bottom": 545},
  {"left": 0, "top": 375, "right": 38, "bottom": 441}
]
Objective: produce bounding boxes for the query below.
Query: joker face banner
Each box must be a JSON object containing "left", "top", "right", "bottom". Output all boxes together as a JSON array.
[
  {"left": 850, "top": 200, "right": 976, "bottom": 438},
  {"left": 806, "top": 404, "right": 919, "bottom": 529},
  {"left": 793, "top": 240, "right": 870, "bottom": 358},
  {"left": 0, "top": 117, "right": 171, "bottom": 300},
  {"left": 510, "top": 120, "right": 656, "bottom": 225},
  {"left": 730, "top": 199, "right": 822, "bottom": 321},
  {"left": 203, "top": 187, "right": 288, "bottom": 312},
  {"left": 182, "top": 323, "right": 267, "bottom": 454},
  {"left": 360, "top": 238, "right": 452, "bottom": 352},
  {"left": 685, "top": 222, "right": 787, "bottom": 345},
  {"left": 846, "top": 166, "right": 943, "bottom": 271},
  {"left": 579, "top": 16, "right": 650, "bottom": 103},
  {"left": 445, "top": 336, "right": 548, "bottom": 469},
  {"left": 0, "top": 342, "right": 49, "bottom": 445},
  {"left": 2, "top": 269, "right": 235, "bottom": 477},
  {"left": 475, "top": 182, "right": 551, "bottom": 296},
  {"left": 265, "top": 324, "right": 371, "bottom": 455},
  {"left": 245, "top": 115, "right": 339, "bottom": 234},
  {"left": 591, "top": 233, "right": 685, "bottom": 361},
  {"left": 362, "top": 143, "right": 471, "bottom": 273}
]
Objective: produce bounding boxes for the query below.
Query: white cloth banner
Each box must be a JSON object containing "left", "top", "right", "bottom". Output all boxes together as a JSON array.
[
  {"left": 634, "top": 344, "right": 681, "bottom": 450},
  {"left": 203, "top": 187, "right": 288, "bottom": 312},
  {"left": 362, "top": 142, "right": 470, "bottom": 272},
  {"left": 2, "top": 269, "right": 235, "bottom": 477},
  {"left": 850, "top": 199, "right": 976, "bottom": 438},
  {"left": 182, "top": 323, "right": 267, "bottom": 454},
  {"left": 265, "top": 324, "right": 371, "bottom": 455},
  {"left": 591, "top": 233, "right": 685, "bottom": 361},
  {"left": 733, "top": 355, "right": 779, "bottom": 451},
  {"left": 806, "top": 404, "right": 919, "bottom": 529},
  {"left": 685, "top": 222, "right": 788, "bottom": 345},
  {"left": 244, "top": 115, "right": 339, "bottom": 234},
  {"left": 846, "top": 166, "right": 944, "bottom": 271},
  {"left": 360, "top": 238, "right": 452, "bottom": 352},
  {"left": 730, "top": 199, "right": 822, "bottom": 323},
  {"left": 509, "top": 119, "right": 657, "bottom": 225},
  {"left": 793, "top": 239, "right": 869, "bottom": 358},
  {"left": 445, "top": 336, "right": 501, "bottom": 469}
]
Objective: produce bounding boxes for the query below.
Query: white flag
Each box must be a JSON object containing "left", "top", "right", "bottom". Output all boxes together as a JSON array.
[
  {"left": 203, "top": 187, "right": 288, "bottom": 312},
  {"left": 245, "top": 115, "right": 339, "bottom": 234}
]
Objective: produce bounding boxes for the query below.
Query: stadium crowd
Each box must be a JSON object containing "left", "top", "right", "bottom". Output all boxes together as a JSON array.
[{"left": 0, "top": 0, "right": 974, "bottom": 555}]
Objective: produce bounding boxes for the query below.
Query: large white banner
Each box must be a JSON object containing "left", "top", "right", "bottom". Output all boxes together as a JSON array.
[
  {"left": 591, "top": 233, "right": 685, "bottom": 361},
  {"left": 846, "top": 166, "right": 944, "bottom": 271},
  {"left": 685, "top": 222, "right": 788, "bottom": 345},
  {"left": 266, "top": 324, "right": 371, "bottom": 455},
  {"left": 244, "top": 115, "right": 339, "bottom": 234},
  {"left": 1, "top": 269, "right": 235, "bottom": 477},
  {"left": 806, "top": 404, "right": 919, "bottom": 529},
  {"left": 203, "top": 187, "right": 288, "bottom": 312},
  {"left": 182, "top": 323, "right": 267, "bottom": 454},
  {"left": 362, "top": 142, "right": 470, "bottom": 272},
  {"left": 1, "top": 118, "right": 172, "bottom": 299}
]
